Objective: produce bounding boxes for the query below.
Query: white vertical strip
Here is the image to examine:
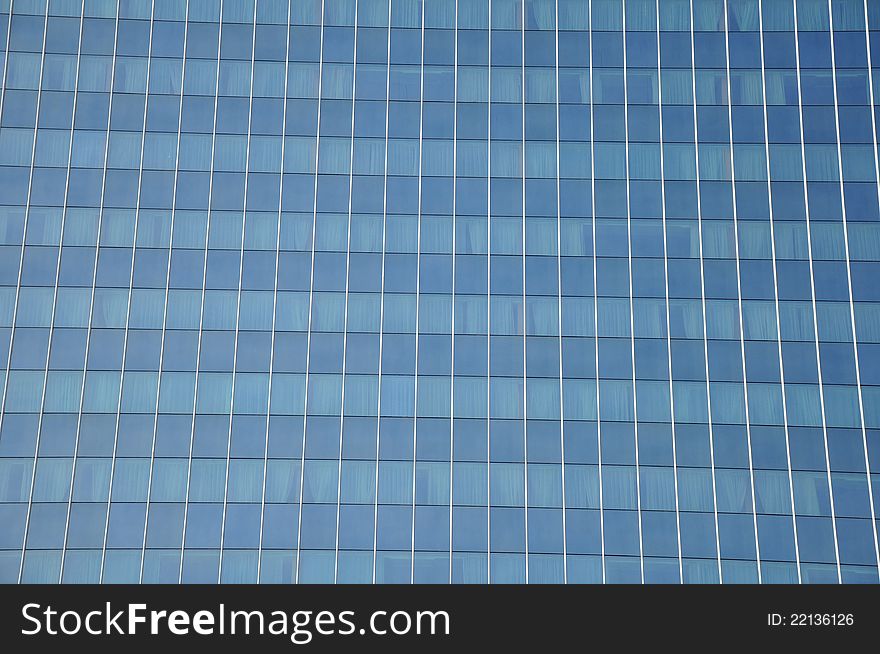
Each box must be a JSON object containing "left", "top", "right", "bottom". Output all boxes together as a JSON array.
[
  {"left": 452, "top": 0, "right": 462, "bottom": 584},
  {"left": 333, "top": 0, "right": 360, "bottom": 584},
  {"left": 486, "top": 0, "right": 493, "bottom": 584},
  {"left": 40, "top": 0, "right": 86, "bottom": 582},
  {"left": 588, "top": 0, "right": 606, "bottom": 583},
  {"left": 791, "top": 0, "right": 842, "bottom": 584},
  {"left": 25, "top": 3, "right": 86, "bottom": 581},
  {"left": 755, "top": 0, "right": 802, "bottom": 582},
  {"left": 0, "top": 0, "right": 20, "bottom": 438},
  {"left": 371, "top": 0, "right": 393, "bottom": 584},
  {"left": 410, "top": 0, "right": 427, "bottom": 584},
  {"left": 58, "top": 0, "right": 122, "bottom": 584},
  {"left": 295, "top": 0, "right": 325, "bottom": 584},
  {"left": 448, "top": 0, "right": 460, "bottom": 585},
  {"left": 621, "top": 0, "right": 646, "bottom": 583},
  {"left": 554, "top": 0, "right": 568, "bottom": 585},
  {"left": 827, "top": 0, "right": 880, "bottom": 574},
  {"left": 256, "top": 0, "right": 293, "bottom": 584},
  {"left": 218, "top": 0, "right": 258, "bottom": 583},
  {"left": 654, "top": 0, "right": 688, "bottom": 583},
  {"left": 97, "top": 0, "right": 158, "bottom": 583},
  {"left": 180, "top": 0, "right": 226, "bottom": 583},
  {"left": 4, "top": 0, "right": 49, "bottom": 584},
  {"left": 718, "top": 0, "right": 763, "bottom": 583},
  {"left": 520, "top": 0, "right": 529, "bottom": 584},
  {"left": 0, "top": 1, "right": 15, "bottom": 122},
  {"left": 859, "top": 0, "right": 880, "bottom": 575},
  {"left": 90, "top": 0, "right": 158, "bottom": 581},
  {"left": 141, "top": 0, "right": 192, "bottom": 583}
]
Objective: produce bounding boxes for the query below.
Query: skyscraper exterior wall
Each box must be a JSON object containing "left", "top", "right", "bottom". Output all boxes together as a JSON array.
[{"left": 0, "top": 0, "right": 879, "bottom": 585}]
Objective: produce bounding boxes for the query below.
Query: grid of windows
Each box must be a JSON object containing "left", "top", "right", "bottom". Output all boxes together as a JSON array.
[{"left": 1, "top": 0, "right": 879, "bottom": 584}]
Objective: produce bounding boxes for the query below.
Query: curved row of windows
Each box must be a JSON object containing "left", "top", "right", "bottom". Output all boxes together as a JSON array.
[
  {"left": 3, "top": 295, "right": 880, "bottom": 349},
  {"left": 3, "top": 373, "right": 879, "bottom": 427},
  {"left": 1, "top": 456, "right": 877, "bottom": 504},
  {"left": 1, "top": 411, "right": 876, "bottom": 465},
  {"left": 7, "top": 132, "right": 880, "bottom": 184},
  {"left": 3, "top": 505, "right": 876, "bottom": 566},
  {"left": 6, "top": 60, "right": 880, "bottom": 110},
  {"left": 6, "top": 329, "right": 880, "bottom": 382},
  {"left": 3, "top": 209, "right": 880, "bottom": 258},
  {"left": 6, "top": 104, "right": 880, "bottom": 148},
  {"left": 9, "top": 0, "right": 877, "bottom": 32},
  {"left": 12, "top": 550, "right": 873, "bottom": 584}
]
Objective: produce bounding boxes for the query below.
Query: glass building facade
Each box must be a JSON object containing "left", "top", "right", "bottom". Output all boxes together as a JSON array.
[{"left": 1, "top": 0, "right": 879, "bottom": 585}]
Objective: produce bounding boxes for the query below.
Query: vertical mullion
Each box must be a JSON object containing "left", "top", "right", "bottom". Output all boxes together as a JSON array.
[
  {"left": 257, "top": 0, "right": 293, "bottom": 584},
  {"left": 718, "top": 0, "right": 763, "bottom": 583},
  {"left": 684, "top": 3, "right": 725, "bottom": 584},
  {"left": 588, "top": 0, "right": 606, "bottom": 584},
  {"left": 334, "top": 0, "right": 362, "bottom": 584},
  {"left": 827, "top": 0, "right": 880, "bottom": 575},
  {"left": 0, "top": 1, "right": 14, "bottom": 122},
  {"left": 486, "top": 0, "right": 493, "bottom": 585},
  {"left": 444, "top": 0, "right": 459, "bottom": 585},
  {"left": 97, "top": 0, "right": 158, "bottom": 583},
  {"left": 141, "top": 0, "right": 191, "bottom": 583},
  {"left": 655, "top": 0, "right": 689, "bottom": 584},
  {"left": 371, "top": 0, "right": 392, "bottom": 584},
  {"left": 180, "top": 0, "right": 226, "bottom": 584},
  {"left": 0, "top": 0, "right": 17, "bottom": 434},
  {"left": 295, "top": 0, "right": 325, "bottom": 584},
  {"left": 792, "top": 0, "right": 842, "bottom": 585},
  {"left": 554, "top": 0, "right": 567, "bottom": 586},
  {"left": 410, "top": 0, "right": 427, "bottom": 584},
  {"left": 39, "top": 0, "right": 85, "bottom": 582},
  {"left": 448, "top": 0, "right": 459, "bottom": 585},
  {"left": 756, "top": 0, "right": 803, "bottom": 582},
  {"left": 860, "top": 0, "right": 880, "bottom": 573},
  {"left": 10, "top": 0, "right": 60, "bottom": 584},
  {"left": 621, "top": 0, "right": 646, "bottom": 584},
  {"left": 520, "top": 0, "right": 529, "bottom": 586},
  {"left": 218, "top": 0, "right": 258, "bottom": 583}
]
